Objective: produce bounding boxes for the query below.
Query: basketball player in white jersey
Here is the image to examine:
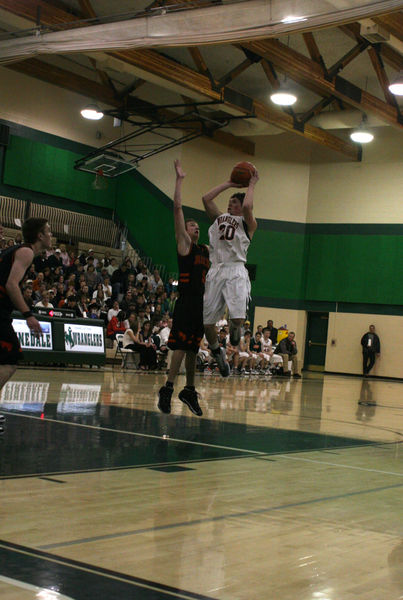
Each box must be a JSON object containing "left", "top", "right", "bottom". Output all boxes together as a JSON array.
[{"left": 202, "top": 170, "right": 258, "bottom": 376}]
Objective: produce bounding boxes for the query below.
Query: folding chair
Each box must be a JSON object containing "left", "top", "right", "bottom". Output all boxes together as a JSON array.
[{"left": 114, "top": 334, "right": 137, "bottom": 369}]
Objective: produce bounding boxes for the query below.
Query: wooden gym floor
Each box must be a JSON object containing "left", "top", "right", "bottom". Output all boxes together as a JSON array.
[{"left": 0, "top": 367, "right": 402, "bottom": 600}]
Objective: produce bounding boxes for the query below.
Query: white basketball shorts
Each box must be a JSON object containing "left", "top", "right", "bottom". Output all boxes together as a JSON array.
[{"left": 203, "top": 262, "right": 251, "bottom": 324}]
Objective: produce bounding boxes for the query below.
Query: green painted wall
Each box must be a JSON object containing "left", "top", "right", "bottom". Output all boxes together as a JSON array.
[
  {"left": 3, "top": 135, "right": 116, "bottom": 209},
  {"left": 305, "top": 233, "right": 403, "bottom": 305}
]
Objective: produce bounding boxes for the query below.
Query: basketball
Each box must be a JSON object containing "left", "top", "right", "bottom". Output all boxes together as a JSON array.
[{"left": 230, "top": 161, "right": 256, "bottom": 186}]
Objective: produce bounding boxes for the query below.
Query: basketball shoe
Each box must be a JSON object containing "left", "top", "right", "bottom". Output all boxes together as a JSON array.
[
  {"left": 158, "top": 385, "right": 173, "bottom": 414},
  {"left": 179, "top": 387, "right": 203, "bottom": 416},
  {"left": 212, "top": 347, "right": 230, "bottom": 377}
]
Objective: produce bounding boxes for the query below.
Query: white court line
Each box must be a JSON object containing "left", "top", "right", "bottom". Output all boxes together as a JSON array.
[
  {"left": 0, "top": 574, "right": 74, "bottom": 599},
  {"left": 279, "top": 454, "right": 403, "bottom": 477},
  {"left": 4, "top": 413, "right": 264, "bottom": 455}
]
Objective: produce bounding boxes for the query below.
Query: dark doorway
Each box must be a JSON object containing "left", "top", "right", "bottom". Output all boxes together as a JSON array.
[{"left": 304, "top": 312, "right": 329, "bottom": 371}]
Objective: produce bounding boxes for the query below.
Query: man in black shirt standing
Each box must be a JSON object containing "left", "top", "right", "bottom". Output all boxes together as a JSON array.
[
  {"left": 158, "top": 161, "right": 209, "bottom": 417},
  {"left": 361, "top": 325, "right": 380, "bottom": 376},
  {"left": 0, "top": 218, "right": 52, "bottom": 432}
]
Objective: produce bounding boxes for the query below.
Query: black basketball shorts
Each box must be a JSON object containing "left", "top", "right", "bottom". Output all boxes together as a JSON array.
[
  {"left": 0, "top": 319, "right": 23, "bottom": 365},
  {"left": 168, "top": 295, "right": 204, "bottom": 353}
]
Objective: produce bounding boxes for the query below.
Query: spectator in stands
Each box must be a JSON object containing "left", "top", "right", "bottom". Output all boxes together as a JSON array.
[
  {"left": 92, "top": 284, "right": 106, "bottom": 306},
  {"left": 266, "top": 320, "right": 278, "bottom": 345},
  {"left": 102, "top": 276, "right": 112, "bottom": 298},
  {"left": 139, "top": 321, "right": 158, "bottom": 370},
  {"left": 22, "top": 286, "right": 34, "bottom": 310},
  {"left": 15, "top": 232, "right": 23, "bottom": 244},
  {"left": 7, "top": 238, "right": 14, "bottom": 247},
  {"left": 126, "top": 273, "right": 136, "bottom": 290},
  {"left": 65, "top": 295, "right": 83, "bottom": 318},
  {"left": 111, "top": 262, "right": 129, "bottom": 299},
  {"left": 151, "top": 303, "right": 162, "bottom": 326},
  {"left": 55, "top": 283, "right": 65, "bottom": 307},
  {"left": 135, "top": 293, "right": 147, "bottom": 314},
  {"left": 32, "top": 271, "right": 45, "bottom": 292},
  {"left": 34, "top": 249, "right": 48, "bottom": 272},
  {"left": 88, "top": 301, "right": 100, "bottom": 319},
  {"left": 59, "top": 244, "right": 70, "bottom": 268},
  {"left": 150, "top": 269, "right": 162, "bottom": 292},
  {"left": 136, "top": 266, "right": 148, "bottom": 284},
  {"left": 165, "top": 276, "right": 176, "bottom": 295},
  {"left": 167, "top": 291, "right": 177, "bottom": 316},
  {"left": 124, "top": 258, "right": 136, "bottom": 275},
  {"left": 107, "top": 310, "right": 126, "bottom": 341},
  {"left": 84, "top": 264, "right": 98, "bottom": 293},
  {"left": 106, "top": 257, "right": 118, "bottom": 277},
  {"left": 78, "top": 293, "right": 90, "bottom": 317},
  {"left": 87, "top": 249, "right": 98, "bottom": 268},
  {"left": 101, "top": 251, "right": 112, "bottom": 268},
  {"left": 35, "top": 291, "right": 54, "bottom": 309},
  {"left": 122, "top": 313, "right": 156, "bottom": 370},
  {"left": 107, "top": 300, "right": 120, "bottom": 322},
  {"left": 26, "top": 263, "right": 37, "bottom": 281},
  {"left": 120, "top": 290, "right": 135, "bottom": 314},
  {"left": 42, "top": 266, "right": 54, "bottom": 288},
  {"left": 137, "top": 307, "right": 147, "bottom": 329},
  {"left": 48, "top": 249, "right": 63, "bottom": 272},
  {"left": 0, "top": 237, "right": 6, "bottom": 251}
]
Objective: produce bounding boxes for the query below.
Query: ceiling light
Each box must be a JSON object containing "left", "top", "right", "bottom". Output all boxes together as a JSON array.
[
  {"left": 270, "top": 90, "right": 297, "bottom": 106},
  {"left": 80, "top": 104, "right": 104, "bottom": 120},
  {"left": 281, "top": 15, "right": 307, "bottom": 24},
  {"left": 388, "top": 70, "right": 403, "bottom": 95},
  {"left": 350, "top": 116, "right": 374, "bottom": 143}
]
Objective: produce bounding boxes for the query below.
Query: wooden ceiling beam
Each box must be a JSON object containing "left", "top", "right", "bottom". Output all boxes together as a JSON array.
[
  {"left": 340, "top": 22, "right": 403, "bottom": 71},
  {"left": 6, "top": 57, "right": 254, "bottom": 155},
  {"left": 0, "top": 0, "right": 359, "bottom": 159},
  {"left": 367, "top": 45, "right": 397, "bottom": 105},
  {"left": 302, "top": 32, "right": 327, "bottom": 75},
  {"left": 109, "top": 48, "right": 359, "bottom": 159},
  {"left": 260, "top": 59, "right": 279, "bottom": 89},
  {"left": 241, "top": 38, "right": 403, "bottom": 129},
  {"left": 373, "top": 13, "right": 403, "bottom": 41}
]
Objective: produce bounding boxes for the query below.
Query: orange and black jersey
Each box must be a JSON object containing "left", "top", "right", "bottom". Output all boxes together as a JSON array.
[
  {"left": 177, "top": 243, "right": 209, "bottom": 297},
  {"left": 0, "top": 243, "right": 32, "bottom": 317}
]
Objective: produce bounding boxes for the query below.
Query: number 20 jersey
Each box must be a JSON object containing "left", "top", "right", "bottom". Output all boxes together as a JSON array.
[{"left": 208, "top": 213, "right": 250, "bottom": 265}]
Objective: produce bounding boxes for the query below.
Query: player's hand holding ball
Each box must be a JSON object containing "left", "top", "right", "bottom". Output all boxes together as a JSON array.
[{"left": 230, "top": 161, "right": 257, "bottom": 187}]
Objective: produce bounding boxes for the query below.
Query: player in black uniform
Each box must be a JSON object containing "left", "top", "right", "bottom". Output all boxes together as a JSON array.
[
  {"left": 0, "top": 218, "right": 52, "bottom": 433},
  {"left": 158, "top": 160, "right": 209, "bottom": 416}
]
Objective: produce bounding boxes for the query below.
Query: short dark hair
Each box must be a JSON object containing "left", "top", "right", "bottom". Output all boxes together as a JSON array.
[
  {"left": 231, "top": 192, "right": 245, "bottom": 206},
  {"left": 22, "top": 218, "right": 48, "bottom": 244}
]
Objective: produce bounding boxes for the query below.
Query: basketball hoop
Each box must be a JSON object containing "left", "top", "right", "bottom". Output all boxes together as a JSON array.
[{"left": 92, "top": 168, "right": 108, "bottom": 190}]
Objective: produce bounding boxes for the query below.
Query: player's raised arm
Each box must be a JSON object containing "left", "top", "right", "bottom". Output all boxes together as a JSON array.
[
  {"left": 242, "top": 170, "right": 259, "bottom": 238},
  {"left": 202, "top": 181, "right": 239, "bottom": 222},
  {"left": 173, "top": 160, "right": 192, "bottom": 256}
]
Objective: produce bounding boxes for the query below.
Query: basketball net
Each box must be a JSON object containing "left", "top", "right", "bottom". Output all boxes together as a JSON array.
[{"left": 92, "top": 168, "right": 108, "bottom": 190}]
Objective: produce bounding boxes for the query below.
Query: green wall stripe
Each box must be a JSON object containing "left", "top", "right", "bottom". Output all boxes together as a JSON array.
[
  {"left": 254, "top": 296, "right": 403, "bottom": 316},
  {"left": 0, "top": 118, "right": 95, "bottom": 156}
]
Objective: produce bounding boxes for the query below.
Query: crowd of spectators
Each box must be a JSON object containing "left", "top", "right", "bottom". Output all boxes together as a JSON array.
[
  {"left": 2, "top": 232, "right": 301, "bottom": 376},
  {"left": 1, "top": 233, "right": 179, "bottom": 371}
]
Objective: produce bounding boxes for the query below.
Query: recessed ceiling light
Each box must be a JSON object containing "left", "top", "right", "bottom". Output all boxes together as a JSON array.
[
  {"left": 388, "top": 70, "right": 403, "bottom": 95},
  {"left": 270, "top": 90, "right": 297, "bottom": 106},
  {"left": 80, "top": 104, "right": 104, "bottom": 120}
]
